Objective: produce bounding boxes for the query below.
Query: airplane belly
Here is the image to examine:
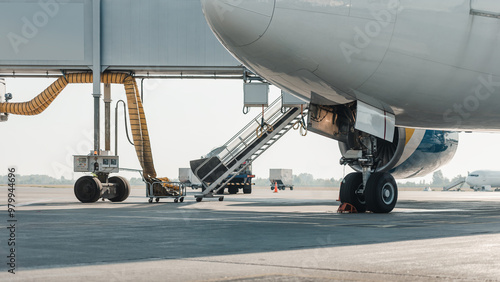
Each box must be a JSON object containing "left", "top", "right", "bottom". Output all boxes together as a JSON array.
[
  {"left": 203, "top": 0, "right": 500, "bottom": 130},
  {"left": 356, "top": 0, "right": 500, "bottom": 130},
  {"left": 237, "top": 1, "right": 399, "bottom": 104}
]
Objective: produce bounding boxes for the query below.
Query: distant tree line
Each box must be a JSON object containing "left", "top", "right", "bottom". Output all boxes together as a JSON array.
[
  {"left": 0, "top": 175, "right": 149, "bottom": 186},
  {"left": 0, "top": 174, "right": 74, "bottom": 185},
  {"left": 129, "top": 177, "right": 145, "bottom": 185},
  {"left": 0, "top": 170, "right": 464, "bottom": 188},
  {"left": 255, "top": 170, "right": 464, "bottom": 188},
  {"left": 395, "top": 170, "right": 464, "bottom": 188},
  {"left": 431, "top": 170, "right": 464, "bottom": 188}
]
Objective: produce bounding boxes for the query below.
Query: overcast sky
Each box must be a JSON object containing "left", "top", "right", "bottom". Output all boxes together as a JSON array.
[{"left": 2, "top": 77, "right": 500, "bottom": 183}]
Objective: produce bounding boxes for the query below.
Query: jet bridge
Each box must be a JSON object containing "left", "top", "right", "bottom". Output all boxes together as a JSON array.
[
  {"left": 0, "top": 0, "right": 248, "bottom": 203},
  {"left": 0, "top": 0, "right": 309, "bottom": 203},
  {"left": 191, "top": 97, "right": 308, "bottom": 201}
]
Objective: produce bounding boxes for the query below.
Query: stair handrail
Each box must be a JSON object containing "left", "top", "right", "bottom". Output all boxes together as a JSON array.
[
  {"left": 206, "top": 107, "right": 303, "bottom": 194},
  {"left": 221, "top": 97, "right": 282, "bottom": 148},
  {"left": 218, "top": 100, "right": 290, "bottom": 163},
  {"left": 193, "top": 97, "right": 283, "bottom": 182}
]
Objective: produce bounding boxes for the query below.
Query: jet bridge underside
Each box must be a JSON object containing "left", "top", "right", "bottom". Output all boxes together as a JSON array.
[
  {"left": 0, "top": 0, "right": 245, "bottom": 154},
  {"left": 0, "top": 0, "right": 242, "bottom": 76}
]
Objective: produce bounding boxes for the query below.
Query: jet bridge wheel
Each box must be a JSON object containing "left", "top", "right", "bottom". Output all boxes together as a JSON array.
[
  {"left": 339, "top": 173, "right": 366, "bottom": 213},
  {"left": 108, "top": 176, "right": 131, "bottom": 202},
  {"left": 74, "top": 176, "right": 102, "bottom": 203},
  {"left": 365, "top": 172, "right": 398, "bottom": 213}
]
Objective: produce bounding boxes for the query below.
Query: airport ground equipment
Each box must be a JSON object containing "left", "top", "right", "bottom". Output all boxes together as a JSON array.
[
  {"left": 0, "top": 0, "right": 246, "bottom": 203},
  {"left": 337, "top": 203, "right": 358, "bottom": 213},
  {"left": 0, "top": 72, "right": 180, "bottom": 202},
  {"left": 179, "top": 168, "right": 203, "bottom": 190},
  {"left": 189, "top": 163, "right": 255, "bottom": 194},
  {"left": 191, "top": 97, "right": 308, "bottom": 202},
  {"left": 443, "top": 177, "right": 466, "bottom": 191},
  {"left": 0, "top": 78, "right": 8, "bottom": 122},
  {"left": 269, "top": 169, "right": 294, "bottom": 191},
  {"left": 217, "top": 163, "right": 255, "bottom": 195},
  {"left": 145, "top": 180, "right": 186, "bottom": 204},
  {"left": 244, "top": 82, "right": 269, "bottom": 109},
  {"left": 223, "top": 173, "right": 254, "bottom": 194}
]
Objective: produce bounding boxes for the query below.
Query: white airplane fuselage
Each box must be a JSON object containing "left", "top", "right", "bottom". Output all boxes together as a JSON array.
[
  {"left": 466, "top": 170, "right": 500, "bottom": 190},
  {"left": 202, "top": 0, "right": 500, "bottom": 131}
]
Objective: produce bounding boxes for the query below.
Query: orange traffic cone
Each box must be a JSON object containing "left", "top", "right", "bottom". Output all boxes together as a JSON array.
[{"left": 274, "top": 182, "right": 278, "bottom": 193}]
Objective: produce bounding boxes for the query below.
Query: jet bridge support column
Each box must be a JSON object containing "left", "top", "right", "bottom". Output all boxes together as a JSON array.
[
  {"left": 93, "top": 80, "right": 101, "bottom": 154},
  {"left": 92, "top": 0, "right": 101, "bottom": 154},
  {"left": 104, "top": 83, "right": 111, "bottom": 152},
  {"left": 0, "top": 78, "right": 7, "bottom": 122}
]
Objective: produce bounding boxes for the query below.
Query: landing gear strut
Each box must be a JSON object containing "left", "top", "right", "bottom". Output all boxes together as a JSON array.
[{"left": 339, "top": 133, "right": 398, "bottom": 213}]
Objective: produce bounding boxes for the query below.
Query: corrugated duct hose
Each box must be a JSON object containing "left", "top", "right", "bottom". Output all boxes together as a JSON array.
[{"left": 0, "top": 72, "right": 178, "bottom": 196}]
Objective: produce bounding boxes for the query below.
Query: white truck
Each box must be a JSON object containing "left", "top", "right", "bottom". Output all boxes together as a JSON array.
[
  {"left": 179, "top": 168, "right": 202, "bottom": 190},
  {"left": 269, "top": 169, "right": 294, "bottom": 190}
]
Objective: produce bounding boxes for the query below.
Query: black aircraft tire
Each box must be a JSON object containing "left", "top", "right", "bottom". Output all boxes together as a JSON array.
[
  {"left": 74, "top": 176, "right": 102, "bottom": 203},
  {"left": 108, "top": 176, "right": 131, "bottom": 202},
  {"left": 365, "top": 172, "right": 398, "bottom": 213},
  {"left": 339, "top": 173, "right": 366, "bottom": 213}
]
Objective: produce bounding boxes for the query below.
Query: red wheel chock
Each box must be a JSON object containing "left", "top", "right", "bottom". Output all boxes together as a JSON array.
[{"left": 337, "top": 203, "right": 358, "bottom": 213}]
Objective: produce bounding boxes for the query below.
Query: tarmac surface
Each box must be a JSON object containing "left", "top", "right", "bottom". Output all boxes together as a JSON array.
[{"left": 1, "top": 185, "right": 500, "bottom": 281}]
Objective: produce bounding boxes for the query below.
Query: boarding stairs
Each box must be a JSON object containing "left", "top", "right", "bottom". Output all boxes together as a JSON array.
[
  {"left": 191, "top": 97, "right": 307, "bottom": 200},
  {"left": 443, "top": 177, "right": 466, "bottom": 191}
]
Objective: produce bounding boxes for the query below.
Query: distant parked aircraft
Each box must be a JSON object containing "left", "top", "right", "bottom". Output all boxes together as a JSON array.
[
  {"left": 466, "top": 170, "right": 500, "bottom": 191},
  {"left": 444, "top": 170, "right": 500, "bottom": 191}
]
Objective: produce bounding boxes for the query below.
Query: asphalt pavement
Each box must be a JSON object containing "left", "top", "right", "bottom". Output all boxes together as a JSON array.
[{"left": 1, "top": 186, "right": 500, "bottom": 281}]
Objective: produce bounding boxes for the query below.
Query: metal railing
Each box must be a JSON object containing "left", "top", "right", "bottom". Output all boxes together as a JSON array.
[
  {"left": 193, "top": 97, "right": 286, "bottom": 183},
  {"left": 218, "top": 97, "right": 285, "bottom": 165}
]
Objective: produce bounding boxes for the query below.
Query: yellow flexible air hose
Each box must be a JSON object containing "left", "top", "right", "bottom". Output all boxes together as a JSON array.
[{"left": 0, "top": 72, "right": 178, "bottom": 195}]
